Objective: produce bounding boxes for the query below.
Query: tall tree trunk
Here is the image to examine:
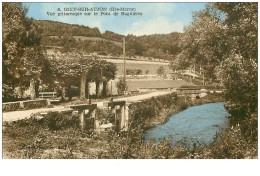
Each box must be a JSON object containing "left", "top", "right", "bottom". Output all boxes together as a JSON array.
[
  {"left": 35, "top": 80, "right": 39, "bottom": 98},
  {"left": 102, "top": 80, "right": 107, "bottom": 97},
  {"left": 193, "top": 65, "right": 195, "bottom": 79},
  {"left": 96, "top": 80, "right": 100, "bottom": 97},
  {"left": 203, "top": 73, "right": 205, "bottom": 85},
  {"left": 68, "top": 85, "right": 72, "bottom": 101},
  {"left": 85, "top": 80, "right": 90, "bottom": 99},
  {"left": 30, "top": 79, "right": 36, "bottom": 99},
  {"left": 80, "top": 72, "right": 86, "bottom": 99},
  {"left": 98, "top": 82, "right": 103, "bottom": 97},
  {"left": 190, "top": 68, "right": 192, "bottom": 83},
  {"left": 61, "top": 86, "right": 66, "bottom": 102}
]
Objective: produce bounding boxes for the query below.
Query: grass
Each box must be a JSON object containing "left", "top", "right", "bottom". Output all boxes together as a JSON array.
[
  {"left": 2, "top": 94, "right": 257, "bottom": 159},
  {"left": 2, "top": 112, "right": 110, "bottom": 159},
  {"left": 3, "top": 122, "right": 257, "bottom": 159}
]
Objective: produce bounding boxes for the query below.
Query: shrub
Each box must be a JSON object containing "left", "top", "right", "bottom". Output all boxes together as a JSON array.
[
  {"left": 116, "top": 77, "right": 127, "bottom": 94},
  {"left": 5, "top": 111, "right": 80, "bottom": 132},
  {"left": 129, "top": 93, "right": 177, "bottom": 131},
  {"left": 96, "top": 109, "right": 115, "bottom": 124}
]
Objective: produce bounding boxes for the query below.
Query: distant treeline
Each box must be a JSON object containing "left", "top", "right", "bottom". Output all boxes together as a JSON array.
[
  {"left": 35, "top": 20, "right": 101, "bottom": 37},
  {"left": 35, "top": 20, "right": 182, "bottom": 60}
]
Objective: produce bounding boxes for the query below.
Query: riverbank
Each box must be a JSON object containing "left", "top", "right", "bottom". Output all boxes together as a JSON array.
[
  {"left": 133, "top": 93, "right": 225, "bottom": 132},
  {"left": 143, "top": 102, "right": 230, "bottom": 147},
  {"left": 3, "top": 92, "right": 257, "bottom": 159}
]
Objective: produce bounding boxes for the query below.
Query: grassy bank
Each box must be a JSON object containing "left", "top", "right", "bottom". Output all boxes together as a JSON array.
[
  {"left": 2, "top": 93, "right": 257, "bottom": 159},
  {"left": 128, "top": 92, "right": 225, "bottom": 133}
]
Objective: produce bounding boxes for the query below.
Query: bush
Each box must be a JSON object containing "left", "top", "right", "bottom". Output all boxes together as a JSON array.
[
  {"left": 4, "top": 111, "right": 80, "bottom": 132},
  {"left": 96, "top": 109, "right": 115, "bottom": 124},
  {"left": 126, "top": 69, "right": 143, "bottom": 75},
  {"left": 116, "top": 77, "right": 127, "bottom": 94},
  {"left": 129, "top": 93, "right": 177, "bottom": 131}
]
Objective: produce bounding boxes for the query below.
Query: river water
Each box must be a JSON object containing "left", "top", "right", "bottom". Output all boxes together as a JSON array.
[{"left": 143, "top": 102, "right": 230, "bottom": 146}]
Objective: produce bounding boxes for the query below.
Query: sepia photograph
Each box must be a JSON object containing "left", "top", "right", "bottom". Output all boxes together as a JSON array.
[{"left": 1, "top": 1, "right": 258, "bottom": 161}]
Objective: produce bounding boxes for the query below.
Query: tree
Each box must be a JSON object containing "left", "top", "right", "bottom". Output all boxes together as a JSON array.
[
  {"left": 177, "top": 2, "right": 257, "bottom": 118},
  {"left": 85, "top": 59, "right": 100, "bottom": 97},
  {"left": 49, "top": 55, "right": 116, "bottom": 100},
  {"left": 116, "top": 78, "right": 127, "bottom": 95},
  {"left": 86, "top": 58, "right": 117, "bottom": 97},
  {"left": 170, "top": 53, "right": 191, "bottom": 71},
  {"left": 101, "top": 62, "right": 117, "bottom": 97},
  {"left": 176, "top": 3, "right": 228, "bottom": 84},
  {"left": 61, "top": 33, "right": 76, "bottom": 53},
  {"left": 215, "top": 2, "right": 258, "bottom": 116},
  {"left": 2, "top": 3, "right": 50, "bottom": 99},
  {"left": 136, "top": 69, "right": 142, "bottom": 75},
  {"left": 40, "top": 61, "right": 55, "bottom": 89},
  {"left": 49, "top": 54, "right": 93, "bottom": 100},
  {"left": 157, "top": 66, "right": 165, "bottom": 77}
]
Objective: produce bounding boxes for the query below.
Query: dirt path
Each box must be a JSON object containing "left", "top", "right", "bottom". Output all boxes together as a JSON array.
[{"left": 2, "top": 91, "right": 172, "bottom": 122}]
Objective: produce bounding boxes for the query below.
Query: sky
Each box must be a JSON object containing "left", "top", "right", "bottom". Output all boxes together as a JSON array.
[{"left": 24, "top": 2, "right": 207, "bottom": 36}]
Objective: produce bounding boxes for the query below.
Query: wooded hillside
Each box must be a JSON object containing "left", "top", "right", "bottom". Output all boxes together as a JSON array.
[{"left": 35, "top": 20, "right": 181, "bottom": 60}]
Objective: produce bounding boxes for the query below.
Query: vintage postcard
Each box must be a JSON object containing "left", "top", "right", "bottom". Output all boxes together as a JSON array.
[{"left": 2, "top": 1, "right": 258, "bottom": 162}]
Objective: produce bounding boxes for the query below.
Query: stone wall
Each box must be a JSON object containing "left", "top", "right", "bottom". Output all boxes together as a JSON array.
[
  {"left": 3, "top": 99, "right": 48, "bottom": 112},
  {"left": 2, "top": 102, "right": 21, "bottom": 112},
  {"left": 23, "top": 100, "right": 48, "bottom": 109}
]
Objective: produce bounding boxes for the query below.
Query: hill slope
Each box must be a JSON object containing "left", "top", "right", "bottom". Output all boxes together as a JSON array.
[{"left": 35, "top": 20, "right": 182, "bottom": 60}]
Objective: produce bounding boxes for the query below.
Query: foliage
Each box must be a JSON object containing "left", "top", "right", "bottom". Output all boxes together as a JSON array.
[
  {"left": 3, "top": 116, "right": 257, "bottom": 159},
  {"left": 168, "top": 3, "right": 258, "bottom": 158},
  {"left": 129, "top": 93, "right": 178, "bottom": 132},
  {"left": 40, "top": 61, "right": 56, "bottom": 88},
  {"left": 35, "top": 20, "right": 181, "bottom": 60},
  {"left": 35, "top": 20, "right": 101, "bottom": 37},
  {"left": 2, "top": 3, "right": 50, "bottom": 96},
  {"left": 2, "top": 2, "right": 258, "bottom": 159},
  {"left": 87, "top": 58, "right": 117, "bottom": 82},
  {"left": 126, "top": 32, "right": 181, "bottom": 59},
  {"left": 4, "top": 93, "right": 255, "bottom": 159},
  {"left": 102, "top": 30, "right": 124, "bottom": 43},
  {"left": 49, "top": 54, "right": 90, "bottom": 87},
  {"left": 172, "top": 2, "right": 257, "bottom": 122},
  {"left": 156, "top": 66, "right": 166, "bottom": 77},
  {"left": 95, "top": 109, "right": 115, "bottom": 124},
  {"left": 215, "top": 2, "right": 258, "bottom": 117},
  {"left": 171, "top": 3, "right": 228, "bottom": 84},
  {"left": 170, "top": 53, "right": 192, "bottom": 71},
  {"left": 85, "top": 57, "right": 117, "bottom": 97},
  {"left": 126, "top": 69, "right": 142, "bottom": 75},
  {"left": 2, "top": 92, "right": 255, "bottom": 159},
  {"left": 48, "top": 54, "right": 117, "bottom": 98},
  {"left": 116, "top": 77, "right": 128, "bottom": 94}
]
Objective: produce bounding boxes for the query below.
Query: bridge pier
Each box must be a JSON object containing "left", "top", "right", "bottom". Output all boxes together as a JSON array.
[
  {"left": 70, "top": 104, "right": 97, "bottom": 132},
  {"left": 120, "top": 104, "right": 129, "bottom": 130},
  {"left": 120, "top": 105, "right": 125, "bottom": 130},
  {"left": 104, "top": 100, "right": 129, "bottom": 131}
]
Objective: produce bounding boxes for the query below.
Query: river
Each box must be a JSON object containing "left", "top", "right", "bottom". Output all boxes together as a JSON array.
[{"left": 143, "top": 102, "right": 230, "bottom": 146}]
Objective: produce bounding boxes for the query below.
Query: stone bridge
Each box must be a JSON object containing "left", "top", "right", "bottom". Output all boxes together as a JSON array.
[
  {"left": 69, "top": 100, "right": 129, "bottom": 132},
  {"left": 176, "top": 88, "right": 208, "bottom": 101}
]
